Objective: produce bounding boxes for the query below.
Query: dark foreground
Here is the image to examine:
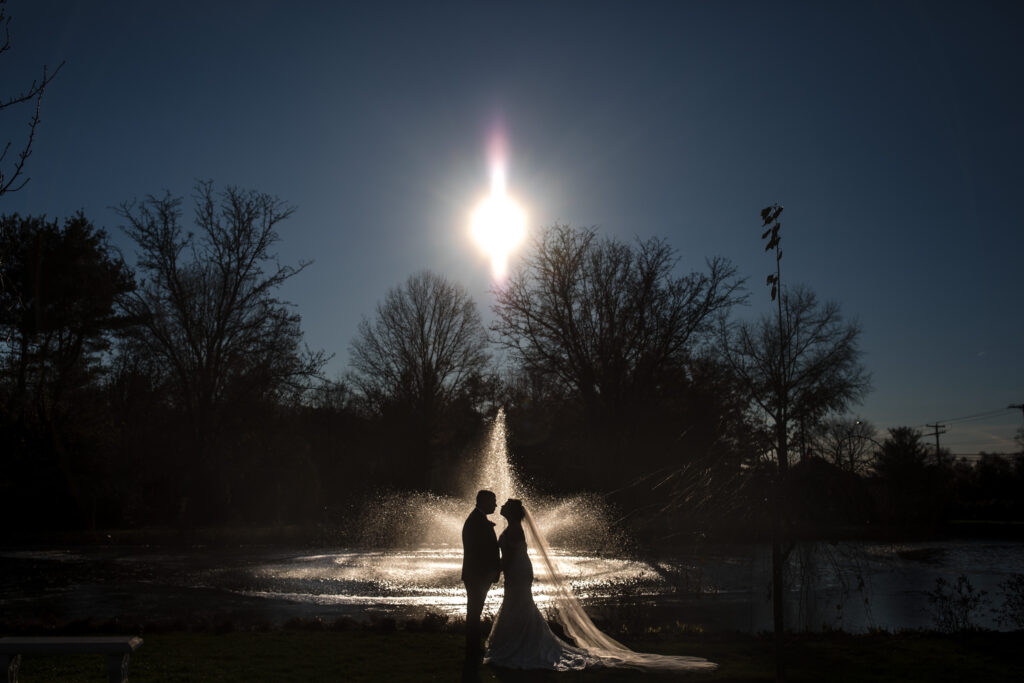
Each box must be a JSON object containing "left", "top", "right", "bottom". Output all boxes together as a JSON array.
[{"left": 9, "top": 629, "right": 1022, "bottom": 682}]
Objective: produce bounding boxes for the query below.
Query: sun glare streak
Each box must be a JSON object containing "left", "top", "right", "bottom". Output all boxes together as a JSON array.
[{"left": 471, "top": 162, "right": 526, "bottom": 279}]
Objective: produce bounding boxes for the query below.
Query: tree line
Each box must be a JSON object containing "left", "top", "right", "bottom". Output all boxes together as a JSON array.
[{"left": 1, "top": 183, "right": 1021, "bottom": 536}]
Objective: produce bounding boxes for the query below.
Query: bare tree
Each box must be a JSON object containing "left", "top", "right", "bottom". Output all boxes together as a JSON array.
[
  {"left": 722, "top": 287, "right": 868, "bottom": 681},
  {"left": 722, "top": 205, "right": 870, "bottom": 683},
  {"left": 492, "top": 224, "right": 744, "bottom": 422},
  {"left": 117, "top": 181, "right": 326, "bottom": 471},
  {"left": 812, "top": 416, "right": 876, "bottom": 475},
  {"left": 349, "top": 270, "right": 490, "bottom": 423},
  {"left": 0, "top": 0, "right": 64, "bottom": 199},
  {"left": 723, "top": 285, "right": 870, "bottom": 469}
]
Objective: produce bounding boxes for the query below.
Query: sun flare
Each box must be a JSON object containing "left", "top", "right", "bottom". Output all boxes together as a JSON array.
[{"left": 471, "top": 163, "right": 526, "bottom": 278}]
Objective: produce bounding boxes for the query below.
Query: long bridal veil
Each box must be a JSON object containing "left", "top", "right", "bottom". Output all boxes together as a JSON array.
[{"left": 523, "top": 508, "right": 717, "bottom": 672}]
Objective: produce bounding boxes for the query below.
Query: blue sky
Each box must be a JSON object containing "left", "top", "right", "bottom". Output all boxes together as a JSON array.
[{"left": 4, "top": 1, "right": 1022, "bottom": 454}]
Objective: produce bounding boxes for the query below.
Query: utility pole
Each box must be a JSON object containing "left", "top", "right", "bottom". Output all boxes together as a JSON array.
[
  {"left": 925, "top": 423, "right": 947, "bottom": 465},
  {"left": 1010, "top": 405, "right": 1024, "bottom": 463}
]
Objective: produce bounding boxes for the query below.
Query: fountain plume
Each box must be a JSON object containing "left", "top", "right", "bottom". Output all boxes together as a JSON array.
[
  {"left": 355, "top": 409, "right": 626, "bottom": 554},
  {"left": 467, "top": 409, "right": 523, "bottom": 505}
]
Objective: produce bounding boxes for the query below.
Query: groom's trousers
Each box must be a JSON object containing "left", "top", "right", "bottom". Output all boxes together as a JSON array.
[{"left": 464, "top": 579, "right": 491, "bottom": 649}]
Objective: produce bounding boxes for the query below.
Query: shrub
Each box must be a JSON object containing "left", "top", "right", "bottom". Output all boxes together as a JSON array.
[
  {"left": 993, "top": 574, "right": 1024, "bottom": 630},
  {"left": 926, "top": 574, "right": 989, "bottom": 633}
]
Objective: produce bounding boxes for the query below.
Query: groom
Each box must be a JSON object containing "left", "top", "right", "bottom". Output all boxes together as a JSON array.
[{"left": 461, "top": 489, "right": 500, "bottom": 652}]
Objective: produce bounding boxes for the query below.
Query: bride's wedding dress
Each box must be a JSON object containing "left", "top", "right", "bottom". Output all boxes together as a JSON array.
[
  {"left": 484, "top": 507, "right": 717, "bottom": 673},
  {"left": 483, "top": 520, "right": 600, "bottom": 670}
]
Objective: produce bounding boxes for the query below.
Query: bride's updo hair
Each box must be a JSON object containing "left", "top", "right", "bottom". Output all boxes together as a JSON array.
[{"left": 503, "top": 498, "right": 526, "bottom": 521}]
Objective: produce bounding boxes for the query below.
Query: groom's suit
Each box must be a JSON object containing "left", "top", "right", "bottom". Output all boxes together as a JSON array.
[{"left": 462, "top": 507, "right": 500, "bottom": 649}]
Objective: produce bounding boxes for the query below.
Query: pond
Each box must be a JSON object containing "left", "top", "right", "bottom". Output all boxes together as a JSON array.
[{"left": 2, "top": 538, "right": 1020, "bottom": 633}]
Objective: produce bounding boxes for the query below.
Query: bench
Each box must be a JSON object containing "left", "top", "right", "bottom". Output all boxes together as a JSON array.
[{"left": 0, "top": 636, "right": 143, "bottom": 683}]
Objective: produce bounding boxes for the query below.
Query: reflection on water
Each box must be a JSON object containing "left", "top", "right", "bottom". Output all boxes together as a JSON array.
[
  {"left": 237, "top": 548, "right": 659, "bottom": 615},
  {"left": 2, "top": 540, "right": 1022, "bottom": 632}
]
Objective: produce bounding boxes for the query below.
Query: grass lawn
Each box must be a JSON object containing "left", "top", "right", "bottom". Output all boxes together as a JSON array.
[{"left": 11, "top": 630, "right": 1022, "bottom": 682}]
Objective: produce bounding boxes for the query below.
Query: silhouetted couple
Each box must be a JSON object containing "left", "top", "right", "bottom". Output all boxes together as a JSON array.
[{"left": 461, "top": 489, "right": 718, "bottom": 672}]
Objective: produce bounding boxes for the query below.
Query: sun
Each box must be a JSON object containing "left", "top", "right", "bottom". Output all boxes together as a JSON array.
[{"left": 471, "top": 163, "right": 526, "bottom": 278}]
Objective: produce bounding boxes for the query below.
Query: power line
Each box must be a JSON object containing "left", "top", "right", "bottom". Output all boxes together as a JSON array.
[
  {"left": 923, "top": 408, "right": 1013, "bottom": 426},
  {"left": 940, "top": 413, "right": 1019, "bottom": 427}
]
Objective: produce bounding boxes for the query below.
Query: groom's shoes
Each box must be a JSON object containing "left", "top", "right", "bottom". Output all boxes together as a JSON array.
[{"left": 465, "top": 641, "right": 484, "bottom": 661}]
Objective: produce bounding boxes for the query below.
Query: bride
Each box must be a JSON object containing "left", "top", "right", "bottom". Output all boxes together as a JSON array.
[{"left": 484, "top": 498, "right": 717, "bottom": 673}]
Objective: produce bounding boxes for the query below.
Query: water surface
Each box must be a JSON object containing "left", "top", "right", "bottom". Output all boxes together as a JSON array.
[{"left": 2, "top": 539, "right": 1020, "bottom": 632}]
